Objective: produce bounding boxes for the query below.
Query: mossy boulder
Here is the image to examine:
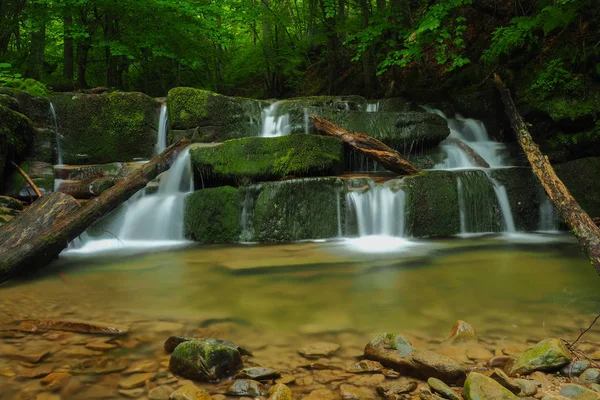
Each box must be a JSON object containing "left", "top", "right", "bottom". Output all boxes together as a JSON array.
[
  {"left": 190, "top": 135, "right": 344, "bottom": 186},
  {"left": 184, "top": 186, "right": 242, "bottom": 243},
  {"left": 555, "top": 157, "right": 600, "bottom": 218},
  {"left": 504, "top": 338, "right": 572, "bottom": 376},
  {"left": 0, "top": 88, "right": 51, "bottom": 128},
  {"left": 167, "top": 87, "right": 266, "bottom": 141},
  {"left": 0, "top": 105, "right": 35, "bottom": 191},
  {"left": 464, "top": 372, "right": 519, "bottom": 400},
  {"left": 168, "top": 338, "right": 243, "bottom": 382},
  {"left": 403, "top": 171, "right": 460, "bottom": 237},
  {"left": 49, "top": 92, "right": 158, "bottom": 164}
]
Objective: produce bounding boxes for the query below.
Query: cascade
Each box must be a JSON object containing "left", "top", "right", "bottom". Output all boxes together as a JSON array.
[
  {"left": 455, "top": 170, "right": 499, "bottom": 233},
  {"left": 539, "top": 194, "right": 560, "bottom": 231},
  {"left": 366, "top": 102, "right": 380, "bottom": 112},
  {"left": 49, "top": 103, "right": 63, "bottom": 165},
  {"left": 68, "top": 147, "right": 194, "bottom": 253},
  {"left": 156, "top": 103, "right": 168, "bottom": 154},
  {"left": 261, "top": 101, "right": 291, "bottom": 137}
]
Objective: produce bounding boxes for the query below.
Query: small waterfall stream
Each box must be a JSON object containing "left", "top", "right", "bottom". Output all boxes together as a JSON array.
[
  {"left": 156, "top": 103, "right": 168, "bottom": 154},
  {"left": 49, "top": 103, "right": 63, "bottom": 165},
  {"left": 261, "top": 101, "right": 291, "bottom": 137}
]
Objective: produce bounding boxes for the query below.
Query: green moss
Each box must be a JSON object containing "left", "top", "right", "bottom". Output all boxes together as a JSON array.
[
  {"left": 535, "top": 93, "right": 600, "bottom": 121},
  {"left": 190, "top": 135, "right": 344, "bottom": 186},
  {"left": 0, "top": 105, "right": 34, "bottom": 190},
  {"left": 505, "top": 338, "right": 572, "bottom": 375},
  {"left": 167, "top": 87, "right": 210, "bottom": 129},
  {"left": 2, "top": 78, "right": 49, "bottom": 97},
  {"left": 184, "top": 186, "right": 242, "bottom": 243}
]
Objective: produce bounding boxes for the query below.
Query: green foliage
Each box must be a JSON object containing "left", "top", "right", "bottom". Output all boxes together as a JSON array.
[{"left": 0, "top": 64, "right": 48, "bottom": 97}]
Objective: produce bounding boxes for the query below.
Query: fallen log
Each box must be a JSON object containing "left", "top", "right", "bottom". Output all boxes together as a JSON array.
[
  {"left": 0, "top": 139, "right": 191, "bottom": 283},
  {"left": 311, "top": 115, "right": 420, "bottom": 175},
  {"left": 493, "top": 74, "right": 600, "bottom": 276},
  {"left": 444, "top": 138, "right": 490, "bottom": 168}
]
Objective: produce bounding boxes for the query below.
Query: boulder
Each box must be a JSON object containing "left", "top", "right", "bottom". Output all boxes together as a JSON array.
[
  {"left": 49, "top": 92, "right": 158, "bottom": 164},
  {"left": 0, "top": 87, "right": 51, "bottom": 127},
  {"left": 504, "top": 338, "right": 572, "bottom": 376},
  {"left": 560, "top": 385, "right": 600, "bottom": 400},
  {"left": 189, "top": 134, "right": 344, "bottom": 186},
  {"left": 463, "top": 372, "right": 519, "bottom": 400},
  {"left": 0, "top": 105, "right": 35, "bottom": 191},
  {"left": 364, "top": 333, "right": 465, "bottom": 384},
  {"left": 226, "top": 379, "right": 267, "bottom": 396},
  {"left": 168, "top": 338, "right": 243, "bottom": 382}
]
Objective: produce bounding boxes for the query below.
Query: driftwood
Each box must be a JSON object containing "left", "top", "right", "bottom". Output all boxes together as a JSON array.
[
  {"left": 10, "top": 161, "right": 42, "bottom": 197},
  {"left": 311, "top": 115, "right": 420, "bottom": 175},
  {"left": 0, "top": 139, "right": 191, "bottom": 283},
  {"left": 494, "top": 74, "right": 600, "bottom": 276},
  {"left": 444, "top": 138, "right": 490, "bottom": 168}
]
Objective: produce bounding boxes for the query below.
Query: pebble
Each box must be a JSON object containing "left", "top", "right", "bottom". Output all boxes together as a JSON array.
[
  {"left": 446, "top": 321, "right": 478, "bottom": 343},
  {"left": 560, "top": 384, "right": 600, "bottom": 400},
  {"left": 428, "top": 377, "right": 462, "bottom": 400},
  {"left": 562, "top": 361, "right": 591, "bottom": 377},
  {"left": 124, "top": 360, "right": 159, "bottom": 375},
  {"left": 420, "top": 388, "right": 445, "bottom": 400},
  {"left": 491, "top": 368, "right": 521, "bottom": 394},
  {"left": 376, "top": 379, "right": 418, "bottom": 400},
  {"left": 269, "top": 383, "right": 292, "bottom": 400},
  {"left": 347, "top": 360, "right": 384, "bottom": 374},
  {"left": 275, "top": 375, "right": 296, "bottom": 385},
  {"left": 169, "top": 385, "right": 203, "bottom": 400},
  {"left": 119, "top": 388, "right": 145, "bottom": 398},
  {"left": 298, "top": 342, "right": 340, "bottom": 359},
  {"left": 226, "top": 379, "right": 267, "bottom": 397},
  {"left": 118, "top": 373, "right": 156, "bottom": 389},
  {"left": 3, "top": 349, "right": 49, "bottom": 363},
  {"left": 235, "top": 367, "right": 281, "bottom": 381},
  {"left": 85, "top": 340, "right": 118, "bottom": 351},
  {"left": 149, "top": 386, "right": 173, "bottom": 400},
  {"left": 514, "top": 379, "right": 538, "bottom": 396},
  {"left": 305, "top": 389, "right": 339, "bottom": 400},
  {"left": 18, "top": 365, "right": 53, "bottom": 379},
  {"left": 580, "top": 369, "right": 600, "bottom": 385},
  {"left": 339, "top": 384, "right": 377, "bottom": 400}
]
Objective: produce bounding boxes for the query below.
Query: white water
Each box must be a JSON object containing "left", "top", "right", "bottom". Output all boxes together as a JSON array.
[
  {"left": 366, "top": 102, "right": 380, "bottom": 112},
  {"left": 539, "top": 194, "right": 560, "bottom": 232},
  {"left": 67, "top": 148, "right": 195, "bottom": 254},
  {"left": 156, "top": 104, "right": 168, "bottom": 154},
  {"left": 261, "top": 101, "right": 291, "bottom": 137},
  {"left": 49, "top": 103, "right": 63, "bottom": 165}
]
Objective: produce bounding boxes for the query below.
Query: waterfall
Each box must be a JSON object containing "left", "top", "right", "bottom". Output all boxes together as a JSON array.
[
  {"left": 539, "top": 193, "right": 560, "bottom": 231},
  {"left": 49, "top": 103, "right": 63, "bottom": 165},
  {"left": 261, "top": 101, "right": 291, "bottom": 137},
  {"left": 455, "top": 170, "right": 500, "bottom": 233},
  {"left": 156, "top": 103, "right": 168, "bottom": 154},
  {"left": 67, "top": 147, "right": 194, "bottom": 253},
  {"left": 366, "top": 101, "right": 380, "bottom": 112},
  {"left": 488, "top": 175, "right": 516, "bottom": 232}
]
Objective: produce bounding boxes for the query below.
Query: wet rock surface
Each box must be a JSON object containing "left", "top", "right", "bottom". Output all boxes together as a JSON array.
[
  {"left": 464, "top": 372, "right": 519, "bottom": 400},
  {"left": 504, "top": 338, "right": 572, "bottom": 376},
  {"left": 169, "top": 339, "right": 243, "bottom": 381}
]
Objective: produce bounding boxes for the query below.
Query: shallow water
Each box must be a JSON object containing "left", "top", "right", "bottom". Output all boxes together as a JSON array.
[{"left": 1, "top": 234, "right": 600, "bottom": 398}]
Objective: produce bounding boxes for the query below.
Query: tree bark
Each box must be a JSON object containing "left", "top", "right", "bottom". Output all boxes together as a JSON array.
[
  {"left": 26, "top": 21, "right": 46, "bottom": 80},
  {"left": 444, "top": 138, "right": 490, "bottom": 168},
  {"left": 311, "top": 115, "right": 420, "bottom": 175},
  {"left": 493, "top": 74, "right": 600, "bottom": 276},
  {"left": 0, "top": 139, "right": 191, "bottom": 284},
  {"left": 63, "top": 13, "right": 74, "bottom": 82}
]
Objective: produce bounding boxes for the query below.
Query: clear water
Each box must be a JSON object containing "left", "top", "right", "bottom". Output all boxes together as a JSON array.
[{"left": 156, "top": 103, "right": 168, "bottom": 154}]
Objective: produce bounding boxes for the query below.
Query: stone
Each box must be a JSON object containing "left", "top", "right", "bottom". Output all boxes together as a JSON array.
[
  {"left": 40, "top": 372, "right": 71, "bottom": 391},
  {"left": 339, "top": 384, "right": 377, "bottom": 400},
  {"left": 118, "top": 373, "right": 156, "bottom": 389},
  {"left": 235, "top": 367, "right": 281, "bottom": 381},
  {"left": 305, "top": 389, "right": 339, "bottom": 400},
  {"left": 420, "top": 388, "right": 445, "bottom": 400},
  {"left": 376, "top": 379, "right": 418, "bottom": 400},
  {"left": 428, "top": 377, "right": 462, "bottom": 400},
  {"left": 490, "top": 368, "right": 521, "bottom": 394},
  {"left": 18, "top": 365, "right": 53, "bottom": 379},
  {"left": 168, "top": 338, "right": 243, "bottom": 381},
  {"left": 169, "top": 386, "right": 211, "bottom": 400},
  {"left": 514, "top": 379, "right": 538, "bottom": 396},
  {"left": 446, "top": 321, "right": 478, "bottom": 344},
  {"left": 149, "top": 386, "right": 173, "bottom": 400},
  {"left": 119, "top": 388, "right": 145, "bottom": 398},
  {"left": 2, "top": 349, "right": 49, "bottom": 363},
  {"left": 226, "top": 379, "right": 267, "bottom": 397},
  {"left": 504, "top": 339, "right": 573, "bottom": 376},
  {"left": 561, "top": 361, "right": 591, "bottom": 377},
  {"left": 464, "top": 372, "right": 519, "bottom": 400},
  {"left": 580, "top": 369, "right": 600, "bottom": 385},
  {"left": 348, "top": 360, "right": 384, "bottom": 374},
  {"left": 299, "top": 342, "right": 341, "bottom": 359},
  {"left": 489, "top": 357, "right": 511, "bottom": 368},
  {"left": 560, "top": 385, "right": 600, "bottom": 400},
  {"left": 165, "top": 337, "right": 192, "bottom": 353},
  {"left": 124, "top": 360, "right": 159, "bottom": 375},
  {"left": 269, "top": 384, "right": 292, "bottom": 400},
  {"left": 364, "top": 333, "right": 465, "bottom": 384},
  {"left": 466, "top": 346, "right": 494, "bottom": 362},
  {"left": 35, "top": 394, "right": 60, "bottom": 400},
  {"left": 85, "top": 340, "right": 117, "bottom": 351},
  {"left": 276, "top": 375, "right": 295, "bottom": 385}
]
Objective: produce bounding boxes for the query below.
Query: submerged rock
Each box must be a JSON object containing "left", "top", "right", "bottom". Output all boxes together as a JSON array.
[
  {"left": 428, "top": 377, "right": 462, "bottom": 400},
  {"left": 298, "top": 342, "right": 341, "bottom": 359},
  {"left": 348, "top": 360, "right": 384, "bottom": 374},
  {"left": 464, "top": 372, "right": 519, "bottom": 400},
  {"left": 169, "top": 386, "right": 212, "bottom": 400},
  {"left": 235, "top": 367, "right": 281, "bottom": 381},
  {"left": 504, "top": 338, "right": 572, "bottom": 376},
  {"left": 168, "top": 338, "right": 243, "bottom": 381},
  {"left": 446, "top": 321, "right": 478, "bottom": 344},
  {"left": 364, "top": 333, "right": 465, "bottom": 384},
  {"left": 226, "top": 379, "right": 267, "bottom": 396},
  {"left": 376, "top": 380, "right": 419, "bottom": 400},
  {"left": 269, "top": 383, "right": 292, "bottom": 400},
  {"left": 339, "top": 384, "right": 377, "bottom": 400}
]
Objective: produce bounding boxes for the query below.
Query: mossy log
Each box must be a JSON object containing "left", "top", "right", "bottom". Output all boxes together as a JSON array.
[
  {"left": 311, "top": 115, "right": 420, "bottom": 175},
  {"left": 494, "top": 74, "right": 600, "bottom": 276},
  {"left": 0, "top": 139, "right": 191, "bottom": 284}
]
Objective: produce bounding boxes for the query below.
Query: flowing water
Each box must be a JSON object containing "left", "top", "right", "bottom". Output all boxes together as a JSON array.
[
  {"left": 156, "top": 103, "right": 168, "bottom": 154},
  {"left": 261, "top": 101, "right": 291, "bottom": 137},
  {"left": 49, "top": 102, "right": 63, "bottom": 165}
]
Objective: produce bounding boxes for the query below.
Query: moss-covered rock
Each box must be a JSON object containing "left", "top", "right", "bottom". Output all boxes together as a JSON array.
[
  {"left": 0, "top": 94, "right": 20, "bottom": 112},
  {"left": 0, "top": 88, "right": 51, "bottom": 128},
  {"left": 167, "top": 87, "right": 266, "bottom": 141},
  {"left": 555, "top": 157, "right": 600, "bottom": 218},
  {"left": 1, "top": 78, "right": 49, "bottom": 97},
  {"left": 190, "top": 135, "right": 344, "bottom": 186},
  {"left": 169, "top": 338, "right": 243, "bottom": 382},
  {"left": 403, "top": 171, "right": 460, "bottom": 237},
  {"left": 0, "top": 105, "right": 35, "bottom": 191},
  {"left": 504, "top": 338, "right": 572, "bottom": 376},
  {"left": 464, "top": 372, "right": 519, "bottom": 400},
  {"left": 49, "top": 92, "right": 158, "bottom": 164},
  {"left": 184, "top": 186, "right": 242, "bottom": 243}
]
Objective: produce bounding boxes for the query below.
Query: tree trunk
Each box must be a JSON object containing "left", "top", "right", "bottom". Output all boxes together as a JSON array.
[
  {"left": 493, "top": 74, "right": 600, "bottom": 276},
  {"left": 76, "top": 42, "right": 89, "bottom": 89},
  {"left": 63, "top": 13, "right": 74, "bottom": 82},
  {"left": 26, "top": 21, "right": 46, "bottom": 80},
  {"left": 311, "top": 115, "right": 420, "bottom": 175},
  {"left": 0, "top": 139, "right": 191, "bottom": 284},
  {"left": 444, "top": 138, "right": 490, "bottom": 168}
]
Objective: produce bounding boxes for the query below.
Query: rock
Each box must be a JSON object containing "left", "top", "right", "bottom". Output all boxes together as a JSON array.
[
  {"left": 149, "top": 386, "right": 173, "bottom": 400},
  {"left": 2, "top": 348, "right": 49, "bottom": 363},
  {"left": 269, "top": 384, "right": 292, "bottom": 400},
  {"left": 119, "top": 388, "right": 145, "bottom": 398},
  {"left": 226, "top": 379, "right": 267, "bottom": 396},
  {"left": 169, "top": 338, "right": 243, "bottom": 382},
  {"left": 40, "top": 372, "right": 71, "bottom": 391},
  {"left": 580, "top": 369, "right": 600, "bottom": 385},
  {"left": 464, "top": 372, "right": 519, "bottom": 400},
  {"left": 562, "top": 361, "right": 591, "bottom": 377},
  {"left": 428, "top": 377, "right": 462, "bottom": 400},
  {"left": 124, "top": 360, "right": 159, "bottom": 375},
  {"left": 305, "top": 389, "right": 339, "bottom": 400},
  {"left": 365, "top": 333, "right": 465, "bottom": 384},
  {"left": 299, "top": 342, "right": 341, "bottom": 359},
  {"left": 489, "top": 357, "right": 511, "bottom": 368},
  {"left": 504, "top": 339, "right": 572, "bottom": 376},
  {"left": 560, "top": 385, "right": 600, "bottom": 400},
  {"left": 190, "top": 134, "right": 344, "bottom": 187},
  {"left": 169, "top": 386, "right": 211, "bottom": 400},
  {"left": 490, "top": 368, "right": 521, "bottom": 394},
  {"left": 339, "top": 384, "right": 376, "bottom": 400},
  {"left": 420, "top": 388, "right": 445, "bottom": 400},
  {"left": 118, "top": 373, "right": 156, "bottom": 389},
  {"left": 0, "top": 105, "right": 34, "bottom": 193},
  {"left": 276, "top": 375, "right": 295, "bottom": 385},
  {"left": 446, "top": 321, "right": 478, "bottom": 344},
  {"left": 591, "top": 384, "right": 600, "bottom": 394},
  {"left": 514, "top": 379, "right": 538, "bottom": 396},
  {"left": 18, "top": 365, "right": 53, "bottom": 379},
  {"left": 348, "top": 360, "right": 384, "bottom": 374},
  {"left": 85, "top": 340, "right": 117, "bottom": 351},
  {"left": 376, "top": 379, "right": 418, "bottom": 400},
  {"left": 235, "top": 367, "right": 281, "bottom": 381},
  {"left": 165, "top": 337, "right": 192, "bottom": 353}
]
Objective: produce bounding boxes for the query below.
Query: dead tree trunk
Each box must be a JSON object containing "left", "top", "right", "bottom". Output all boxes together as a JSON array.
[
  {"left": 494, "top": 74, "right": 600, "bottom": 276},
  {"left": 311, "top": 115, "right": 420, "bottom": 175},
  {"left": 0, "top": 139, "right": 191, "bottom": 283},
  {"left": 444, "top": 138, "right": 490, "bottom": 168}
]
